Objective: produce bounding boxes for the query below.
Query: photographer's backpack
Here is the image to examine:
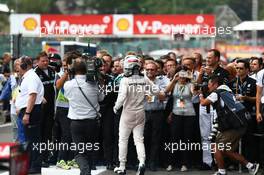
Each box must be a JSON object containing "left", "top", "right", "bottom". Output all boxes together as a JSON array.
[{"left": 213, "top": 89, "right": 251, "bottom": 131}]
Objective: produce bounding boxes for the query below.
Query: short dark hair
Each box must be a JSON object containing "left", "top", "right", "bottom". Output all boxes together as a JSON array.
[
  {"left": 64, "top": 51, "right": 82, "bottom": 65},
  {"left": 165, "top": 58, "right": 177, "bottom": 65},
  {"left": 208, "top": 49, "right": 220, "bottom": 60},
  {"left": 176, "top": 65, "right": 188, "bottom": 72},
  {"left": 36, "top": 51, "right": 48, "bottom": 60},
  {"left": 160, "top": 54, "right": 170, "bottom": 60},
  {"left": 73, "top": 59, "right": 87, "bottom": 75},
  {"left": 167, "top": 52, "right": 177, "bottom": 58},
  {"left": 237, "top": 59, "right": 250, "bottom": 70},
  {"left": 209, "top": 75, "right": 222, "bottom": 85},
  {"left": 232, "top": 57, "right": 240, "bottom": 63},
  {"left": 250, "top": 57, "right": 263, "bottom": 66},
  {"left": 143, "top": 55, "right": 154, "bottom": 61},
  {"left": 20, "top": 56, "right": 33, "bottom": 70}
]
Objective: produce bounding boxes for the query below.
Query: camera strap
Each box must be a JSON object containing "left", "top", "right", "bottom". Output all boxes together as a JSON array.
[{"left": 75, "top": 79, "right": 101, "bottom": 120}]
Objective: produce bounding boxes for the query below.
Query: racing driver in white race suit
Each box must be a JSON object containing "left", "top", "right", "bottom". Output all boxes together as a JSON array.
[{"left": 113, "top": 55, "right": 165, "bottom": 175}]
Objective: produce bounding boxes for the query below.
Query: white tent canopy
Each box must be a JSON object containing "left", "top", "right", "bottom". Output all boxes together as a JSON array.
[
  {"left": 0, "top": 3, "right": 9, "bottom": 12},
  {"left": 233, "top": 21, "right": 264, "bottom": 31}
]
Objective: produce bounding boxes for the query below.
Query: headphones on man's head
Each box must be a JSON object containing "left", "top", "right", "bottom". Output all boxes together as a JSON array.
[{"left": 20, "top": 56, "right": 33, "bottom": 70}]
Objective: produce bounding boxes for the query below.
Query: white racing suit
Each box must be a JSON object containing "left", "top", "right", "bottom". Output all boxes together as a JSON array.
[{"left": 114, "top": 75, "right": 159, "bottom": 168}]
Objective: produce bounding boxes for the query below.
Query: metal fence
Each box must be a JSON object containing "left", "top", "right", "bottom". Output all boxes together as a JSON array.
[
  {"left": 0, "top": 35, "right": 214, "bottom": 58},
  {"left": 1, "top": 35, "right": 263, "bottom": 59}
]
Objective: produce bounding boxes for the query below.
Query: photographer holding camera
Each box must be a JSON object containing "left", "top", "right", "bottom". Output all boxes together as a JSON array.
[
  {"left": 199, "top": 75, "right": 259, "bottom": 175},
  {"left": 64, "top": 58, "right": 104, "bottom": 175}
]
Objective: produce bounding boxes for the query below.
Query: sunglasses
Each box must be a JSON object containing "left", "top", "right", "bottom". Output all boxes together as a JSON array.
[{"left": 146, "top": 69, "right": 155, "bottom": 71}]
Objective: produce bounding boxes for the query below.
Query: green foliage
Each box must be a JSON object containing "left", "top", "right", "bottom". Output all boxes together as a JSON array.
[
  {"left": 6, "top": 0, "right": 56, "bottom": 13},
  {"left": 83, "top": 0, "right": 264, "bottom": 21}
]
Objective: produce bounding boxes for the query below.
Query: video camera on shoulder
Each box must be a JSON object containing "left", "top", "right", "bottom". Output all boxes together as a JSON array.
[
  {"left": 65, "top": 51, "right": 103, "bottom": 82},
  {"left": 82, "top": 53, "right": 103, "bottom": 82}
]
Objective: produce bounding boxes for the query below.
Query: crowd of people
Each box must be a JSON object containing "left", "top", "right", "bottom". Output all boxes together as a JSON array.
[{"left": 0, "top": 49, "right": 264, "bottom": 175}]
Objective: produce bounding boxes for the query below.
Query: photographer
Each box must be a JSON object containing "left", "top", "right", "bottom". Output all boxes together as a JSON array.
[
  {"left": 64, "top": 58, "right": 104, "bottom": 175},
  {"left": 199, "top": 75, "right": 259, "bottom": 175}
]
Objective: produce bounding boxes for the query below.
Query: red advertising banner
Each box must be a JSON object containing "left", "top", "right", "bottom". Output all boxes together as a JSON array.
[
  {"left": 134, "top": 15, "right": 215, "bottom": 35},
  {"left": 40, "top": 15, "right": 113, "bottom": 35},
  {"left": 11, "top": 14, "right": 215, "bottom": 37}
]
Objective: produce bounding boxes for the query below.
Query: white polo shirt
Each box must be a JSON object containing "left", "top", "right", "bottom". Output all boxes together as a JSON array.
[
  {"left": 15, "top": 69, "right": 44, "bottom": 110},
  {"left": 256, "top": 69, "right": 264, "bottom": 103},
  {"left": 64, "top": 75, "right": 104, "bottom": 120}
]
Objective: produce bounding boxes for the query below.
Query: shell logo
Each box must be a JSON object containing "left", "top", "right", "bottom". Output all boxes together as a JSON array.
[
  {"left": 23, "top": 17, "right": 38, "bottom": 31},
  {"left": 116, "top": 18, "right": 130, "bottom": 31}
]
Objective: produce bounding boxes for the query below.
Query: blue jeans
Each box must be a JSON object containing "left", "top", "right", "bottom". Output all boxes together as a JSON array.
[{"left": 17, "top": 112, "right": 26, "bottom": 144}]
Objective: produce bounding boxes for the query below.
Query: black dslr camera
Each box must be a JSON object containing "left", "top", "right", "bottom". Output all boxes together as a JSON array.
[{"left": 193, "top": 82, "right": 208, "bottom": 93}]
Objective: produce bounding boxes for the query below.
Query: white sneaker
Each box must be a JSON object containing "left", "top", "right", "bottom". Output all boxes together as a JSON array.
[
  {"left": 249, "top": 163, "right": 260, "bottom": 175},
  {"left": 114, "top": 167, "right": 126, "bottom": 175},
  {"left": 166, "top": 165, "right": 173, "bottom": 171},
  {"left": 180, "top": 165, "right": 188, "bottom": 172}
]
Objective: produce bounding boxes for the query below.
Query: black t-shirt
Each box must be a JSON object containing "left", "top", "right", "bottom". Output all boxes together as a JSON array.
[
  {"left": 35, "top": 66, "right": 56, "bottom": 107},
  {"left": 99, "top": 74, "right": 115, "bottom": 108},
  {"left": 202, "top": 66, "right": 229, "bottom": 85},
  {"left": 201, "top": 65, "right": 229, "bottom": 97},
  {"left": 228, "top": 75, "right": 256, "bottom": 113}
]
